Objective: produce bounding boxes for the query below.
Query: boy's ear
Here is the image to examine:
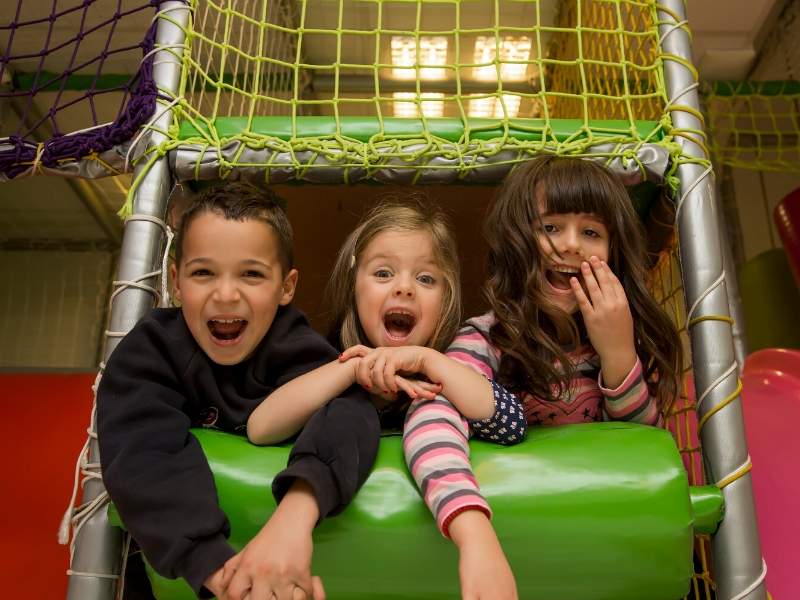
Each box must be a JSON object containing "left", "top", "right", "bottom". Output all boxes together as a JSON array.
[
  {"left": 279, "top": 268, "right": 299, "bottom": 306},
  {"left": 170, "top": 263, "right": 181, "bottom": 303}
]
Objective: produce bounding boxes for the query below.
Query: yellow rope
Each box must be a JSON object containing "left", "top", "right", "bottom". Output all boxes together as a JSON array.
[
  {"left": 698, "top": 379, "right": 743, "bottom": 431},
  {"left": 688, "top": 314, "right": 735, "bottom": 328}
]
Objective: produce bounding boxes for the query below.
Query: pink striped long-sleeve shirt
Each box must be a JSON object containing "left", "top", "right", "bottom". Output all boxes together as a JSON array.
[{"left": 403, "top": 312, "right": 661, "bottom": 537}]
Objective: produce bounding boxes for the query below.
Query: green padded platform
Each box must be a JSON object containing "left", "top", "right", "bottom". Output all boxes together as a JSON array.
[
  {"left": 109, "top": 422, "right": 722, "bottom": 600},
  {"left": 177, "top": 116, "right": 663, "bottom": 144}
]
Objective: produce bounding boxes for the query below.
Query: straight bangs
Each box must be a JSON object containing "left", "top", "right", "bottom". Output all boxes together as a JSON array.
[{"left": 538, "top": 165, "right": 620, "bottom": 233}]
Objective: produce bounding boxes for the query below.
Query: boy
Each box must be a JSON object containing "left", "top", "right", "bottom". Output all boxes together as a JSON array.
[{"left": 97, "top": 183, "right": 379, "bottom": 599}]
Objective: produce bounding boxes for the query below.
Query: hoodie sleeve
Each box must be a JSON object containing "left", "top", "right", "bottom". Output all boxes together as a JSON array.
[
  {"left": 263, "top": 308, "right": 381, "bottom": 519},
  {"left": 97, "top": 315, "right": 235, "bottom": 597}
]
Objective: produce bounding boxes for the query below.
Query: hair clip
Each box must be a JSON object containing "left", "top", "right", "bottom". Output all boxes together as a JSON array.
[{"left": 350, "top": 254, "right": 356, "bottom": 268}]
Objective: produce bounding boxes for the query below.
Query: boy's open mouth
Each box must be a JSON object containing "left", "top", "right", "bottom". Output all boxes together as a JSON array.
[
  {"left": 383, "top": 310, "right": 417, "bottom": 341},
  {"left": 208, "top": 318, "right": 248, "bottom": 342}
]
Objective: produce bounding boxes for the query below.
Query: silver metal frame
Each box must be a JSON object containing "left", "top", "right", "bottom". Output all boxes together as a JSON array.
[
  {"left": 65, "top": 3, "right": 190, "bottom": 599},
  {"left": 657, "top": 2, "right": 766, "bottom": 599}
]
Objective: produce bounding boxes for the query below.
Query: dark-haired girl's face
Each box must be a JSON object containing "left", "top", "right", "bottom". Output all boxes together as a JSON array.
[{"left": 535, "top": 207, "right": 610, "bottom": 314}]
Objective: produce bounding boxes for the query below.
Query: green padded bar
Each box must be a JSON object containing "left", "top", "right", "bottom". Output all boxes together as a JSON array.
[
  {"left": 109, "top": 422, "right": 720, "bottom": 599},
  {"left": 177, "top": 117, "right": 663, "bottom": 144},
  {"left": 689, "top": 485, "right": 725, "bottom": 535}
]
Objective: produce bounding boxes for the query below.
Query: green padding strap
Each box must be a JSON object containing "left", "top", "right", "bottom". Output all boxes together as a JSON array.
[
  {"left": 690, "top": 485, "right": 725, "bottom": 535},
  {"left": 110, "top": 423, "right": 719, "bottom": 600},
  {"left": 178, "top": 117, "right": 662, "bottom": 144}
]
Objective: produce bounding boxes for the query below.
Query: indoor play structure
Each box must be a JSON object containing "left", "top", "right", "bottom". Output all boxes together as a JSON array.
[{"left": 5, "top": 0, "right": 797, "bottom": 598}]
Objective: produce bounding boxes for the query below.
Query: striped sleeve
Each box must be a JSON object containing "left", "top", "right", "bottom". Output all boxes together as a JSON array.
[
  {"left": 444, "top": 316, "right": 500, "bottom": 380},
  {"left": 403, "top": 395, "right": 491, "bottom": 538},
  {"left": 469, "top": 381, "right": 526, "bottom": 445},
  {"left": 600, "top": 357, "right": 663, "bottom": 426}
]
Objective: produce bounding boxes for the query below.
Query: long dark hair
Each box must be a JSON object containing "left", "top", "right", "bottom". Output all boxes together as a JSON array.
[{"left": 485, "top": 156, "right": 682, "bottom": 412}]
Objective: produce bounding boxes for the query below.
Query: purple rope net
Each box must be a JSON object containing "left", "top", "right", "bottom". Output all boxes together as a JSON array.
[{"left": 0, "top": 0, "right": 163, "bottom": 179}]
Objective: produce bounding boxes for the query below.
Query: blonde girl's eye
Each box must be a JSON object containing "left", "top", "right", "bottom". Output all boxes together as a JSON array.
[
  {"left": 417, "top": 273, "right": 436, "bottom": 285},
  {"left": 374, "top": 268, "right": 392, "bottom": 279}
]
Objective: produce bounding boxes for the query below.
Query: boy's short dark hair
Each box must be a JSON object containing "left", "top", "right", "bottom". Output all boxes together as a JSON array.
[{"left": 175, "top": 182, "right": 294, "bottom": 274}]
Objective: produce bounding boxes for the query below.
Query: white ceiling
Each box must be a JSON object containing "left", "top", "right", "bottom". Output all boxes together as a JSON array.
[{"left": 0, "top": 0, "right": 791, "bottom": 245}]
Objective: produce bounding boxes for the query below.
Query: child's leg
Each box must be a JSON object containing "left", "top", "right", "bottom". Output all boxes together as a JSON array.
[{"left": 403, "top": 395, "right": 491, "bottom": 537}]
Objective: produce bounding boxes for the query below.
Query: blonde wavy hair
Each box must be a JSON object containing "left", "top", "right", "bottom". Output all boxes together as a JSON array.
[{"left": 326, "top": 194, "right": 462, "bottom": 353}]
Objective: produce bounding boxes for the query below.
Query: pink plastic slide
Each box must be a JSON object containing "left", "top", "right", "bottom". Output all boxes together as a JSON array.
[{"left": 741, "top": 348, "right": 800, "bottom": 598}]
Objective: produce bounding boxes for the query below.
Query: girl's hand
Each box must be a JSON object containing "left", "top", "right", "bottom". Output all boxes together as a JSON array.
[
  {"left": 570, "top": 256, "right": 637, "bottom": 382},
  {"left": 355, "top": 346, "right": 429, "bottom": 395},
  {"left": 394, "top": 375, "right": 442, "bottom": 401},
  {"left": 340, "top": 345, "right": 442, "bottom": 399}
]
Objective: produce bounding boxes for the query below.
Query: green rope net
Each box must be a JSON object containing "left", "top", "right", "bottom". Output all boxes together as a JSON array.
[
  {"left": 138, "top": 0, "right": 680, "bottom": 187},
  {"left": 704, "top": 81, "right": 800, "bottom": 173}
]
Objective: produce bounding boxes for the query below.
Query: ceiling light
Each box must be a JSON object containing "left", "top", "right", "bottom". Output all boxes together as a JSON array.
[
  {"left": 392, "top": 36, "right": 448, "bottom": 81},
  {"left": 473, "top": 36, "right": 532, "bottom": 81},
  {"left": 468, "top": 94, "right": 521, "bottom": 118}
]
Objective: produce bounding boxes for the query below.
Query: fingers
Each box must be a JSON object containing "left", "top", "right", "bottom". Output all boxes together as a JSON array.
[
  {"left": 395, "top": 375, "right": 439, "bottom": 400},
  {"left": 588, "top": 256, "right": 621, "bottom": 302},
  {"left": 579, "top": 259, "right": 603, "bottom": 306},
  {"left": 339, "top": 344, "right": 372, "bottom": 362},
  {"left": 225, "top": 571, "right": 253, "bottom": 600},
  {"left": 371, "top": 353, "right": 390, "bottom": 394},
  {"left": 355, "top": 352, "right": 375, "bottom": 390},
  {"left": 221, "top": 556, "right": 240, "bottom": 591},
  {"left": 570, "top": 275, "right": 593, "bottom": 317},
  {"left": 599, "top": 258, "right": 628, "bottom": 300},
  {"left": 399, "top": 376, "right": 440, "bottom": 400},
  {"left": 414, "top": 380, "right": 443, "bottom": 395},
  {"left": 312, "top": 576, "right": 326, "bottom": 600},
  {"left": 292, "top": 586, "right": 307, "bottom": 600},
  {"left": 394, "top": 375, "right": 419, "bottom": 399}
]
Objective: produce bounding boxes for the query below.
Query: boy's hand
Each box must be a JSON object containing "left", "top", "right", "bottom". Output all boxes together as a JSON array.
[
  {"left": 203, "top": 563, "right": 230, "bottom": 598},
  {"left": 570, "top": 256, "right": 637, "bottom": 387},
  {"left": 222, "top": 481, "right": 326, "bottom": 600}
]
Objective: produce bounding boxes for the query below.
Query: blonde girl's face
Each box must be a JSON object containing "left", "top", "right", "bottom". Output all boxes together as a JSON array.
[{"left": 355, "top": 229, "right": 445, "bottom": 348}]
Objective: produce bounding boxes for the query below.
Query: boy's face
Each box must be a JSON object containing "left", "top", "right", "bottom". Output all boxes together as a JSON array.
[{"left": 172, "top": 211, "right": 298, "bottom": 365}]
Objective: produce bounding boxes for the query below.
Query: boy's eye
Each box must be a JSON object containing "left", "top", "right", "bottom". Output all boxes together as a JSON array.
[
  {"left": 190, "top": 268, "right": 212, "bottom": 277},
  {"left": 374, "top": 269, "right": 392, "bottom": 279},
  {"left": 243, "top": 270, "right": 265, "bottom": 278},
  {"left": 417, "top": 274, "right": 436, "bottom": 285}
]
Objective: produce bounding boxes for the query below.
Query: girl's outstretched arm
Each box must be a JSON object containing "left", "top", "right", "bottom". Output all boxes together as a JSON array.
[
  {"left": 449, "top": 510, "right": 518, "bottom": 600},
  {"left": 247, "top": 358, "right": 361, "bottom": 445}
]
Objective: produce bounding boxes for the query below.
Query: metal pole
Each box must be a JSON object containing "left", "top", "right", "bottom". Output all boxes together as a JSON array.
[
  {"left": 65, "top": 3, "right": 190, "bottom": 599},
  {"left": 657, "top": 2, "right": 766, "bottom": 599},
  {"left": 716, "top": 182, "right": 749, "bottom": 369}
]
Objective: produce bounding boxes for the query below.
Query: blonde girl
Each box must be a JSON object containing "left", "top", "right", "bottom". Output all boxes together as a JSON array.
[{"left": 248, "top": 196, "right": 521, "bottom": 600}]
